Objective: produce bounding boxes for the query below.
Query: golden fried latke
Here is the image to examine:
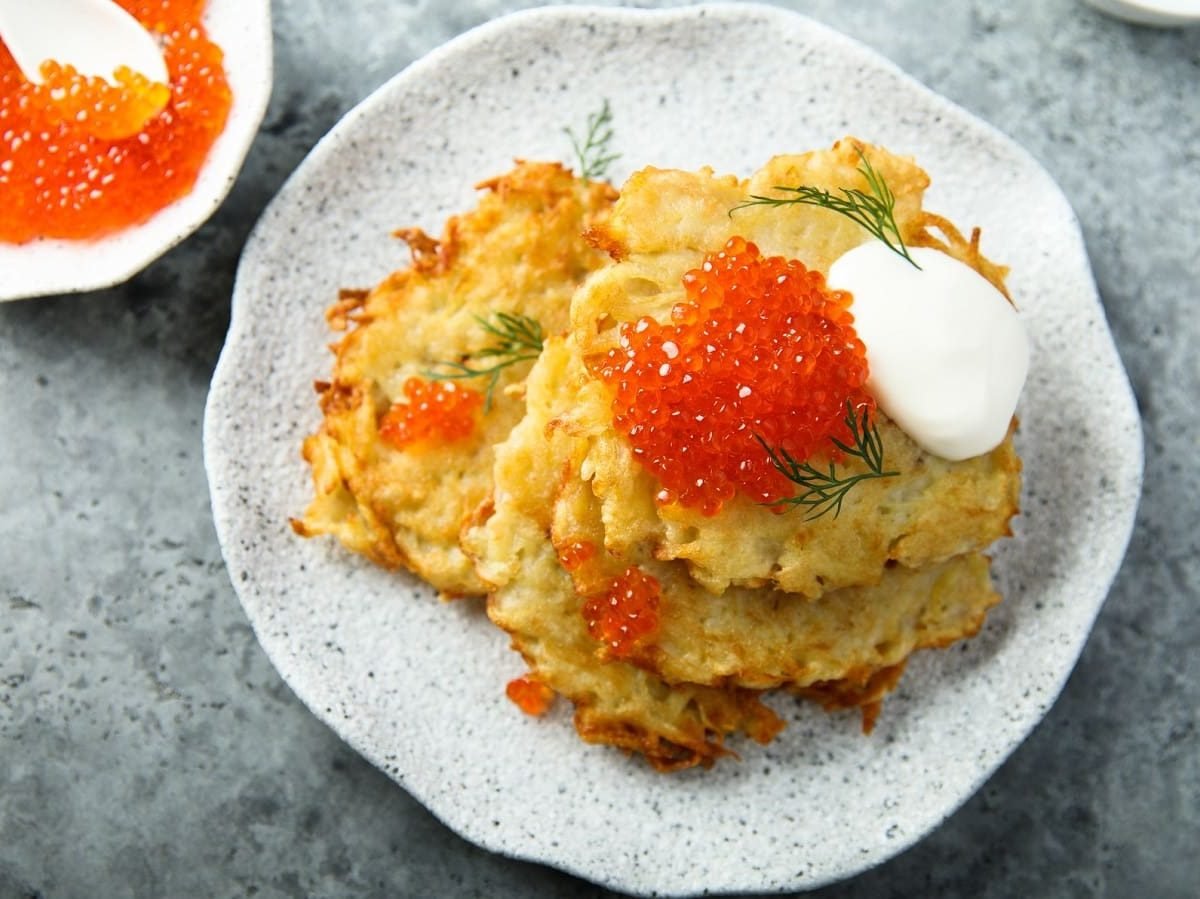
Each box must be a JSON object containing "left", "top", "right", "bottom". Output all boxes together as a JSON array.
[
  {"left": 293, "top": 162, "right": 615, "bottom": 596},
  {"left": 567, "top": 140, "right": 1021, "bottom": 597},
  {"left": 463, "top": 340, "right": 784, "bottom": 769},
  {"left": 553, "top": 451, "right": 999, "bottom": 690},
  {"left": 466, "top": 338, "right": 1000, "bottom": 767}
]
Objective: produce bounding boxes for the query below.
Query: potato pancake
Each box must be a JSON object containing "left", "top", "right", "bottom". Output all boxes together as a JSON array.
[
  {"left": 295, "top": 142, "right": 1022, "bottom": 770},
  {"left": 294, "top": 161, "right": 615, "bottom": 596},
  {"left": 465, "top": 337, "right": 1000, "bottom": 767},
  {"left": 567, "top": 140, "right": 1020, "bottom": 597}
]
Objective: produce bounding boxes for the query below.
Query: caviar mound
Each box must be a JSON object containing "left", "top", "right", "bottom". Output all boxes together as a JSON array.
[
  {"left": 293, "top": 161, "right": 616, "bottom": 597},
  {"left": 568, "top": 140, "right": 1021, "bottom": 598},
  {"left": 0, "top": 0, "right": 232, "bottom": 243},
  {"left": 588, "top": 236, "right": 873, "bottom": 515}
]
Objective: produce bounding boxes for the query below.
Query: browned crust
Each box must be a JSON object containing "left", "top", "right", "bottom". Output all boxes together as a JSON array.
[
  {"left": 326, "top": 287, "right": 370, "bottom": 331},
  {"left": 912, "top": 211, "right": 1012, "bottom": 301},
  {"left": 574, "top": 692, "right": 784, "bottom": 772},
  {"left": 796, "top": 661, "right": 909, "bottom": 734},
  {"left": 584, "top": 225, "right": 627, "bottom": 261},
  {"left": 390, "top": 226, "right": 449, "bottom": 275}
]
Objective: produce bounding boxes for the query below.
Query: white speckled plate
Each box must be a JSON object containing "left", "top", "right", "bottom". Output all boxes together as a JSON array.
[
  {"left": 204, "top": 5, "right": 1142, "bottom": 895},
  {"left": 0, "top": 0, "right": 272, "bottom": 302}
]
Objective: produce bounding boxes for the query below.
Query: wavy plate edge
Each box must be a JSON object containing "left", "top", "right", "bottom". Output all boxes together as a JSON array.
[{"left": 204, "top": 4, "right": 1143, "bottom": 895}]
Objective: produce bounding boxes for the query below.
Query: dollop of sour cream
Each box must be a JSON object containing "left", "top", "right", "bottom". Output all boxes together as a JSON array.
[{"left": 826, "top": 242, "right": 1029, "bottom": 462}]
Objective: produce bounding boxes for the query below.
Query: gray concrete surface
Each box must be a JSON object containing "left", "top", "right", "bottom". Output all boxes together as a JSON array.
[{"left": 1, "top": 1, "right": 1197, "bottom": 896}]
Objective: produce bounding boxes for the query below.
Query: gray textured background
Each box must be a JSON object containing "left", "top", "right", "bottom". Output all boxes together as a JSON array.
[{"left": 1, "top": 1, "right": 1196, "bottom": 897}]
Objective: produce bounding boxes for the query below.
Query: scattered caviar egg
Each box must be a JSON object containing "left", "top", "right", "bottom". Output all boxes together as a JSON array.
[
  {"left": 556, "top": 539, "right": 597, "bottom": 572},
  {"left": 378, "top": 377, "right": 483, "bottom": 449},
  {"left": 581, "top": 566, "right": 661, "bottom": 658},
  {"left": 588, "top": 237, "right": 874, "bottom": 515},
  {"left": 0, "top": 0, "right": 232, "bottom": 244},
  {"left": 505, "top": 675, "right": 555, "bottom": 717}
]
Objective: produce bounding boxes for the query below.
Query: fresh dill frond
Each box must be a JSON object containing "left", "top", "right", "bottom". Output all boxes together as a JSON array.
[
  {"left": 426, "top": 312, "right": 544, "bottom": 411},
  {"left": 730, "top": 148, "right": 920, "bottom": 269},
  {"left": 756, "top": 402, "right": 899, "bottom": 520},
  {"left": 564, "top": 98, "right": 620, "bottom": 182}
]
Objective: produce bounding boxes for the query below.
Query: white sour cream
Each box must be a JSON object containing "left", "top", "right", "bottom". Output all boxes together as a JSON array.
[{"left": 826, "top": 242, "right": 1029, "bottom": 462}]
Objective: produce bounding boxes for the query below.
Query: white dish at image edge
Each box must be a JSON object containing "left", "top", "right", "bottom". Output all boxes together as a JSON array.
[{"left": 0, "top": 0, "right": 272, "bottom": 302}]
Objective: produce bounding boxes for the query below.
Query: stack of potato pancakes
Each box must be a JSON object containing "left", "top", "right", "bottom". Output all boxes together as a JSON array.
[{"left": 294, "top": 143, "right": 1021, "bottom": 771}]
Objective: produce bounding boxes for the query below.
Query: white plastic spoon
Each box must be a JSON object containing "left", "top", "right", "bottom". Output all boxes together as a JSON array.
[{"left": 0, "top": 0, "right": 168, "bottom": 86}]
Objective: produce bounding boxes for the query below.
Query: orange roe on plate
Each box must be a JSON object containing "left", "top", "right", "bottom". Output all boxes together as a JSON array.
[
  {"left": 588, "top": 236, "right": 874, "bottom": 516},
  {"left": 378, "top": 377, "right": 483, "bottom": 449},
  {"left": 505, "top": 675, "right": 555, "bottom": 717},
  {"left": 582, "top": 566, "right": 661, "bottom": 658},
  {"left": 0, "top": 0, "right": 232, "bottom": 243},
  {"left": 556, "top": 539, "right": 597, "bottom": 572}
]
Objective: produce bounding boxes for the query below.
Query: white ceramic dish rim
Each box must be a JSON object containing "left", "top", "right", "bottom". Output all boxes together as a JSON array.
[
  {"left": 1084, "top": 0, "right": 1200, "bottom": 25},
  {"left": 205, "top": 4, "right": 1143, "bottom": 895},
  {"left": 0, "top": 0, "right": 273, "bottom": 302}
]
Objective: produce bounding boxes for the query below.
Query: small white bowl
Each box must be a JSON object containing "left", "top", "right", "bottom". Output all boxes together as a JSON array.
[
  {"left": 1084, "top": 0, "right": 1200, "bottom": 25},
  {"left": 0, "top": 0, "right": 272, "bottom": 302}
]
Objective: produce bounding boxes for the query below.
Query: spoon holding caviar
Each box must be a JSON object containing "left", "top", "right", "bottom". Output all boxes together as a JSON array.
[{"left": 0, "top": 0, "right": 170, "bottom": 136}]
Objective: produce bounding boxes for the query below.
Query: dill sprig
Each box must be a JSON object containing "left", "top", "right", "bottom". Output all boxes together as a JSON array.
[
  {"left": 756, "top": 402, "right": 899, "bottom": 521},
  {"left": 730, "top": 148, "right": 920, "bottom": 269},
  {"left": 426, "top": 312, "right": 544, "bottom": 411},
  {"left": 565, "top": 98, "right": 619, "bottom": 182}
]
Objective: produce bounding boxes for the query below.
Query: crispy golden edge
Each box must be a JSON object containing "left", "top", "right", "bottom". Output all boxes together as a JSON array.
[
  {"left": 795, "top": 661, "right": 908, "bottom": 734},
  {"left": 496, "top": 606, "right": 786, "bottom": 772},
  {"left": 573, "top": 695, "right": 785, "bottom": 772},
  {"left": 911, "top": 211, "right": 1012, "bottom": 302}
]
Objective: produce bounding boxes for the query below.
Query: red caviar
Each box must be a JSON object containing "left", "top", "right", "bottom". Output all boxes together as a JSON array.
[
  {"left": 588, "top": 237, "right": 874, "bottom": 515},
  {"left": 0, "top": 0, "right": 232, "bottom": 243},
  {"left": 505, "top": 675, "right": 554, "bottom": 717},
  {"left": 30, "top": 63, "right": 171, "bottom": 140},
  {"left": 556, "top": 539, "right": 597, "bottom": 572},
  {"left": 582, "top": 566, "right": 661, "bottom": 658},
  {"left": 379, "top": 377, "right": 483, "bottom": 449}
]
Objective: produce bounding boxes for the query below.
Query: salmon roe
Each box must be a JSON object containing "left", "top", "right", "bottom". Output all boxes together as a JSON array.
[
  {"left": 582, "top": 566, "right": 661, "bottom": 658},
  {"left": 0, "top": 0, "right": 232, "bottom": 243},
  {"left": 505, "top": 675, "right": 555, "bottom": 717},
  {"left": 556, "top": 539, "right": 597, "bottom": 572},
  {"left": 30, "top": 63, "right": 171, "bottom": 141},
  {"left": 378, "top": 378, "right": 483, "bottom": 449},
  {"left": 588, "top": 237, "right": 874, "bottom": 515}
]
